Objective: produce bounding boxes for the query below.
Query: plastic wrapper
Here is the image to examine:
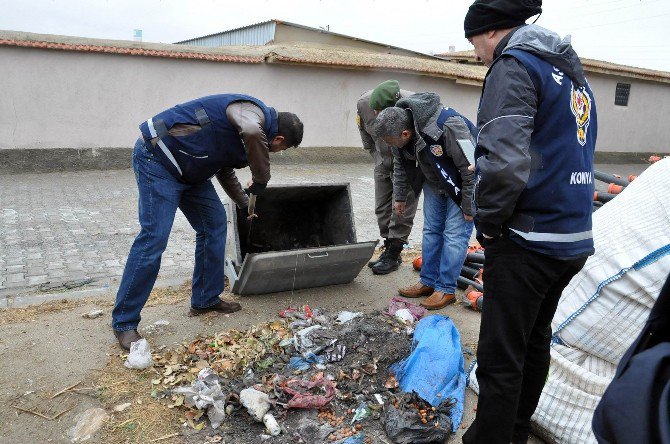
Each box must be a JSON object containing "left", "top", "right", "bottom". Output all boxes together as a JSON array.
[
  {"left": 384, "top": 297, "right": 428, "bottom": 321},
  {"left": 287, "top": 352, "right": 325, "bottom": 371},
  {"left": 123, "top": 339, "right": 154, "bottom": 369},
  {"left": 172, "top": 368, "right": 227, "bottom": 428},
  {"left": 334, "top": 434, "right": 366, "bottom": 444},
  {"left": 336, "top": 311, "right": 362, "bottom": 324},
  {"left": 294, "top": 325, "right": 337, "bottom": 356},
  {"left": 282, "top": 375, "right": 336, "bottom": 409},
  {"left": 323, "top": 344, "right": 347, "bottom": 363},
  {"left": 239, "top": 387, "right": 271, "bottom": 422},
  {"left": 384, "top": 393, "right": 453, "bottom": 444},
  {"left": 350, "top": 402, "right": 370, "bottom": 423}
]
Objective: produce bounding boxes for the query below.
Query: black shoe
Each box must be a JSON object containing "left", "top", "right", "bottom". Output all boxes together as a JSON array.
[
  {"left": 189, "top": 299, "right": 242, "bottom": 316},
  {"left": 372, "top": 239, "right": 404, "bottom": 275},
  {"left": 372, "top": 256, "right": 402, "bottom": 275},
  {"left": 114, "top": 329, "right": 142, "bottom": 351},
  {"left": 368, "top": 239, "right": 390, "bottom": 268}
]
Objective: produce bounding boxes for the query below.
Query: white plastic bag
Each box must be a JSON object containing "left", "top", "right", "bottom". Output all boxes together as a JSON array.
[
  {"left": 240, "top": 387, "right": 271, "bottom": 422},
  {"left": 123, "top": 338, "right": 154, "bottom": 369},
  {"left": 172, "top": 368, "right": 227, "bottom": 429},
  {"left": 394, "top": 309, "right": 414, "bottom": 324},
  {"left": 336, "top": 311, "right": 362, "bottom": 324},
  {"left": 395, "top": 309, "right": 416, "bottom": 334}
]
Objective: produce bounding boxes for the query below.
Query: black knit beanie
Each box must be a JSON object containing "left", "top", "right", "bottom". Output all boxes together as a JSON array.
[{"left": 464, "top": 0, "right": 542, "bottom": 38}]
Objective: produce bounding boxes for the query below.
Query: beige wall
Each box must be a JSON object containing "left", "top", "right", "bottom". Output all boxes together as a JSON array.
[
  {"left": 0, "top": 46, "right": 479, "bottom": 150},
  {"left": 587, "top": 72, "right": 670, "bottom": 153},
  {"left": 1, "top": 44, "right": 668, "bottom": 153}
]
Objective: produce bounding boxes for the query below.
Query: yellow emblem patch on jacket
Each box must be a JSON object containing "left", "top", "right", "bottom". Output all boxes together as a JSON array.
[
  {"left": 356, "top": 114, "right": 362, "bottom": 129},
  {"left": 430, "top": 144, "right": 443, "bottom": 157},
  {"left": 570, "top": 84, "right": 592, "bottom": 147}
]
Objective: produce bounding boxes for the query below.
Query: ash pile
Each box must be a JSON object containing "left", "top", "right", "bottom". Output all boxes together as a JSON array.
[{"left": 148, "top": 305, "right": 464, "bottom": 443}]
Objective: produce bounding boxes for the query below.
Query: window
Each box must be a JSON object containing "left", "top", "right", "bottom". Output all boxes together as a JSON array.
[{"left": 615, "top": 83, "right": 631, "bottom": 106}]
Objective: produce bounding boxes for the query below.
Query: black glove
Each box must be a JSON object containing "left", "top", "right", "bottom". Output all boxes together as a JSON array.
[{"left": 246, "top": 181, "right": 267, "bottom": 195}]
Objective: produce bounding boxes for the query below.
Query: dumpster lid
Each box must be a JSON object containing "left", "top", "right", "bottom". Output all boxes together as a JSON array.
[{"left": 227, "top": 242, "right": 376, "bottom": 295}]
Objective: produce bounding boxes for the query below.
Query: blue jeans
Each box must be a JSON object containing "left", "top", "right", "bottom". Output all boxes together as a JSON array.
[
  {"left": 419, "top": 183, "right": 474, "bottom": 294},
  {"left": 112, "top": 139, "right": 227, "bottom": 331}
]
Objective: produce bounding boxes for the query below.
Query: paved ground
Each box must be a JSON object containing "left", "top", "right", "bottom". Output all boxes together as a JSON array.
[
  {"left": 0, "top": 162, "right": 425, "bottom": 305},
  {"left": 0, "top": 160, "right": 648, "bottom": 305}
]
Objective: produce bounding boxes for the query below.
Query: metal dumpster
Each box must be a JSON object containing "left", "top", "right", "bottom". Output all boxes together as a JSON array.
[{"left": 224, "top": 183, "right": 377, "bottom": 295}]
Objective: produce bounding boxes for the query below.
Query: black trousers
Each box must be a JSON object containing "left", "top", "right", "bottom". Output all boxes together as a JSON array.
[{"left": 463, "top": 236, "right": 587, "bottom": 444}]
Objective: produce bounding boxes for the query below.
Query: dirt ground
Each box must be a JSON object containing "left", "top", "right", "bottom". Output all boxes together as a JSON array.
[
  {"left": 0, "top": 160, "right": 652, "bottom": 443},
  {"left": 0, "top": 256, "right": 539, "bottom": 444}
]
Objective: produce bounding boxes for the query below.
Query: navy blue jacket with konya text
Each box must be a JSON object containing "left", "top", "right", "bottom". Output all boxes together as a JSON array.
[
  {"left": 139, "top": 94, "right": 278, "bottom": 184},
  {"left": 505, "top": 49, "right": 596, "bottom": 257},
  {"left": 474, "top": 25, "right": 597, "bottom": 259}
]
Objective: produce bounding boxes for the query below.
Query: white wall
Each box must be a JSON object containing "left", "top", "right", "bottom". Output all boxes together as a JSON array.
[
  {"left": 587, "top": 72, "right": 670, "bottom": 153},
  {"left": 1, "top": 45, "right": 668, "bottom": 153},
  {"left": 0, "top": 46, "right": 479, "bottom": 150}
]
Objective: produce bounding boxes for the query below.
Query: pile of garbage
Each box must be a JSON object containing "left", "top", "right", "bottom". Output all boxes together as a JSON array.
[{"left": 139, "top": 304, "right": 465, "bottom": 443}]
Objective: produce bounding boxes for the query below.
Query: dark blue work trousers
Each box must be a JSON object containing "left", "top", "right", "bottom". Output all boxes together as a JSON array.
[{"left": 112, "top": 138, "right": 227, "bottom": 331}]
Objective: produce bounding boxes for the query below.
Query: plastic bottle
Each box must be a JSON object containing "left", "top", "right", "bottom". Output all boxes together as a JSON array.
[{"left": 263, "top": 413, "right": 281, "bottom": 436}]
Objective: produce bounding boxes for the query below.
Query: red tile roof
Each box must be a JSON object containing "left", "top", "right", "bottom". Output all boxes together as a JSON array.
[
  {"left": 437, "top": 49, "right": 670, "bottom": 84},
  {"left": 2, "top": 31, "right": 669, "bottom": 85},
  {"left": 263, "top": 43, "right": 487, "bottom": 83},
  {"left": 0, "top": 38, "right": 262, "bottom": 64},
  {"left": 0, "top": 32, "right": 487, "bottom": 84}
]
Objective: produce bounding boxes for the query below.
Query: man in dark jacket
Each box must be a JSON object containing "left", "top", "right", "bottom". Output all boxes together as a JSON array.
[
  {"left": 373, "top": 93, "right": 476, "bottom": 310},
  {"left": 356, "top": 80, "right": 419, "bottom": 275},
  {"left": 112, "top": 94, "right": 303, "bottom": 350},
  {"left": 462, "top": 1, "right": 597, "bottom": 443}
]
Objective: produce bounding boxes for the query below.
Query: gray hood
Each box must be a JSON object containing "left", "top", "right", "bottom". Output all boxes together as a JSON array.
[
  {"left": 395, "top": 92, "right": 444, "bottom": 142},
  {"left": 504, "top": 24, "right": 586, "bottom": 86}
]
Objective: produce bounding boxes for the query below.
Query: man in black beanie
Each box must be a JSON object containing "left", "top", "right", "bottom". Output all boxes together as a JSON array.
[{"left": 463, "top": 1, "right": 598, "bottom": 443}]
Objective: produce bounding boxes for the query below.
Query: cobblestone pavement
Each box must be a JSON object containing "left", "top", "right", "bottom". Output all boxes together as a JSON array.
[
  {"left": 0, "top": 163, "right": 425, "bottom": 302},
  {"left": 0, "top": 161, "right": 647, "bottom": 304}
]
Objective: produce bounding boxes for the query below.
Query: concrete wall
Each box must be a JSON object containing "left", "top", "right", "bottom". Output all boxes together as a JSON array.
[
  {"left": 0, "top": 44, "right": 668, "bottom": 171},
  {"left": 587, "top": 72, "right": 670, "bottom": 154},
  {"left": 274, "top": 24, "right": 430, "bottom": 59},
  {"left": 0, "top": 45, "right": 478, "bottom": 151}
]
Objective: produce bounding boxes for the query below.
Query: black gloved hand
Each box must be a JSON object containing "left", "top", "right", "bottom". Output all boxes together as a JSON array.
[{"left": 247, "top": 181, "right": 267, "bottom": 195}]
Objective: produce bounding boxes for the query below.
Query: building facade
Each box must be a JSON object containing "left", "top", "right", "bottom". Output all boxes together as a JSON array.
[{"left": 0, "top": 30, "right": 668, "bottom": 173}]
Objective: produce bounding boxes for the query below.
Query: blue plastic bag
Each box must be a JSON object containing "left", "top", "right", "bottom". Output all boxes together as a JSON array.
[
  {"left": 389, "top": 314, "right": 466, "bottom": 432},
  {"left": 287, "top": 352, "right": 325, "bottom": 371},
  {"left": 333, "top": 434, "right": 365, "bottom": 444}
]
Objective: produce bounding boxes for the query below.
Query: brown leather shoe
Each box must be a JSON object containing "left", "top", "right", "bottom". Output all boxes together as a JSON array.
[
  {"left": 114, "top": 329, "right": 142, "bottom": 351},
  {"left": 398, "top": 282, "right": 434, "bottom": 298},
  {"left": 189, "top": 299, "right": 242, "bottom": 316},
  {"left": 420, "top": 292, "right": 456, "bottom": 310}
]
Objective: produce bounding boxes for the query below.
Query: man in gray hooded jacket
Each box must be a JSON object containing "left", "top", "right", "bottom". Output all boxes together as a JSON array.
[
  {"left": 463, "top": 1, "right": 597, "bottom": 443},
  {"left": 374, "top": 93, "right": 476, "bottom": 310}
]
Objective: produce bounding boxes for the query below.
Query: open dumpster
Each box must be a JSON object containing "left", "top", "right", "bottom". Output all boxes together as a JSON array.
[{"left": 224, "top": 183, "right": 377, "bottom": 295}]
